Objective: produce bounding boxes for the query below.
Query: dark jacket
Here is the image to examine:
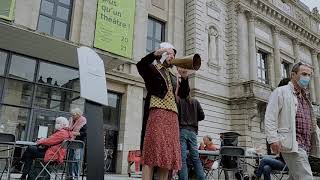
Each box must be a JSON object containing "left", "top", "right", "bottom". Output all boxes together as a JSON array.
[
  {"left": 137, "top": 52, "right": 189, "bottom": 150},
  {"left": 76, "top": 124, "right": 87, "bottom": 142},
  {"left": 178, "top": 98, "right": 205, "bottom": 133}
]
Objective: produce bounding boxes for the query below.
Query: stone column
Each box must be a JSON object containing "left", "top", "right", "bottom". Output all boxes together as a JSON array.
[
  {"left": 272, "top": 26, "right": 282, "bottom": 85},
  {"left": 269, "top": 52, "right": 276, "bottom": 88},
  {"left": 310, "top": 78, "right": 317, "bottom": 103},
  {"left": 246, "top": 11, "right": 258, "bottom": 81},
  {"left": 293, "top": 39, "right": 300, "bottom": 63},
  {"left": 116, "top": 85, "right": 144, "bottom": 173},
  {"left": 312, "top": 50, "right": 320, "bottom": 104},
  {"left": 237, "top": 5, "right": 249, "bottom": 80}
]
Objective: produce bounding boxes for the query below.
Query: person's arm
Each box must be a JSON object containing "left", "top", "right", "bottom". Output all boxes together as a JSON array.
[
  {"left": 136, "top": 52, "right": 161, "bottom": 80},
  {"left": 37, "top": 130, "right": 69, "bottom": 146},
  {"left": 196, "top": 100, "right": 205, "bottom": 121},
  {"left": 72, "top": 117, "right": 87, "bottom": 133},
  {"left": 265, "top": 88, "right": 283, "bottom": 153}
]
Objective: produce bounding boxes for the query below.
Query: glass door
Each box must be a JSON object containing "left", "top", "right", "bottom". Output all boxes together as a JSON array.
[{"left": 28, "top": 109, "right": 70, "bottom": 141}]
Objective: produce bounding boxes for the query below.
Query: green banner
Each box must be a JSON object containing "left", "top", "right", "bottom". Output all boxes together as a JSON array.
[{"left": 94, "top": 0, "right": 136, "bottom": 59}]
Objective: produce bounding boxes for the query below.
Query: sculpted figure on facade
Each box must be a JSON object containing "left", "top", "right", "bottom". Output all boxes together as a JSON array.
[{"left": 208, "top": 26, "right": 218, "bottom": 65}]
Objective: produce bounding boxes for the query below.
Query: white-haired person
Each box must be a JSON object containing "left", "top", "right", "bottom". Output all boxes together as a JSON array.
[
  {"left": 20, "top": 117, "right": 72, "bottom": 180},
  {"left": 67, "top": 108, "right": 87, "bottom": 179}
]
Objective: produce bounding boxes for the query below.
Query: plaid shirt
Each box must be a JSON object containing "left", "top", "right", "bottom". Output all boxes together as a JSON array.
[{"left": 294, "top": 87, "right": 312, "bottom": 153}]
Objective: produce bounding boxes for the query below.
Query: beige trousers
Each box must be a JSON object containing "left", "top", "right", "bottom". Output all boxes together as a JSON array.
[{"left": 282, "top": 148, "right": 314, "bottom": 180}]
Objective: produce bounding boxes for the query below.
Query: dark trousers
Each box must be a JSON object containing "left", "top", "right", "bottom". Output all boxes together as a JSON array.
[{"left": 21, "top": 146, "right": 46, "bottom": 176}]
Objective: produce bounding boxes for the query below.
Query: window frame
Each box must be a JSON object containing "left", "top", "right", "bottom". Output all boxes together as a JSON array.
[
  {"left": 146, "top": 17, "right": 165, "bottom": 53},
  {"left": 37, "top": 0, "right": 73, "bottom": 39},
  {"left": 256, "top": 51, "right": 269, "bottom": 84},
  {"left": 281, "top": 61, "right": 290, "bottom": 79},
  {"left": 0, "top": 0, "right": 16, "bottom": 21}
]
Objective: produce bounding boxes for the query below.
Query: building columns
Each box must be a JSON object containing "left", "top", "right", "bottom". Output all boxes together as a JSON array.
[
  {"left": 247, "top": 11, "right": 257, "bottom": 81},
  {"left": 272, "top": 26, "right": 282, "bottom": 85},
  {"left": 293, "top": 39, "right": 300, "bottom": 63},
  {"left": 312, "top": 50, "right": 320, "bottom": 104},
  {"left": 237, "top": 5, "right": 249, "bottom": 80}
]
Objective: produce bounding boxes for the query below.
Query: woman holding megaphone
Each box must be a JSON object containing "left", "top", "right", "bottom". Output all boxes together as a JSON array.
[{"left": 137, "top": 42, "right": 198, "bottom": 180}]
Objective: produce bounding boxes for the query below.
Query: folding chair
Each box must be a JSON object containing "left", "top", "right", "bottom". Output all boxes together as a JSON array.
[
  {"left": 63, "top": 140, "right": 85, "bottom": 180},
  {"left": 217, "top": 146, "right": 245, "bottom": 180},
  {"left": 271, "top": 164, "right": 288, "bottom": 180},
  {"left": 0, "top": 133, "right": 16, "bottom": 180},
  {"left": 35, "top": 140, "right": 85, "bottom": 180},
  {"left": 204, "top": 160, "right": 219, "bottom": 180}
]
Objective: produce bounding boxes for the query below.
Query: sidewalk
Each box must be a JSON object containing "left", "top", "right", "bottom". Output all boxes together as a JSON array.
[{"left": 105, "top": 173, "right": 142, "bottom": 179}]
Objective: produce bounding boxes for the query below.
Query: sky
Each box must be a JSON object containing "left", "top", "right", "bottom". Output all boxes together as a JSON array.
[{"left": 300, "top": 0, "right": 320, "bottom": 11}]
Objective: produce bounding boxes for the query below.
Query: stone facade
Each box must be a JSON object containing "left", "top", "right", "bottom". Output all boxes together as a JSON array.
[{"left": 1, "top": 0, "right": 320, "bottom": 175}]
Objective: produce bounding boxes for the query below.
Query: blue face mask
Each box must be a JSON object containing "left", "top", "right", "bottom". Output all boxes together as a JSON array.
[{"left": 298, "top": 75, "right": 310, "bottom": 89}]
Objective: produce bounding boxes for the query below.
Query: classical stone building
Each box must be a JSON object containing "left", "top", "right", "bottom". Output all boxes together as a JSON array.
[{"left": 0, "top": 0, "right": 319, "bottom": 175}]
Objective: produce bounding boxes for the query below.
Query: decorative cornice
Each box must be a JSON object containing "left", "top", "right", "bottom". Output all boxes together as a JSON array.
[
  {"left": 292, "top": 38, "right": 301, "bottom": 46},
  {"left": 241, "top": 0, "right": 320, "bottom": 51},
  {"left": 246, "top": 11, "right": 256, "bottom": 21},
  {"left": 235, "top": 3, "right": 246, "bottom": 14},
  {"left": 271, "top": 26, "right": 280, "bottom": 34},
  {"left": 311, "top": 49, "right": 320, "bottom": 56}
]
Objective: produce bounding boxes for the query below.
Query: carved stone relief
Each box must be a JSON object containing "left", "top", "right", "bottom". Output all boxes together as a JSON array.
[
  {"left": 273, "top": 0, "right": 292, "bottom": 16},
  {"left": 255, "top": 20, "right": 272, "bottom": 43},
  {"left": 279, "top": 34, "right": 294, "bottom": 55},
  {"left": 207, "top": 0, "right": 221, "bottom": 21},
  {"left": 299, "top": 45, "right": 312, "bottom": 64},
  {"left": 208, "top": 26, "right": 219, "bottom": 66}
]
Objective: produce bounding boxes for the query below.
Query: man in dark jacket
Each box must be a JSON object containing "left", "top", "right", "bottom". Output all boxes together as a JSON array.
[{"left": 177, "top": 67, "right": 205, "bottom": 180}]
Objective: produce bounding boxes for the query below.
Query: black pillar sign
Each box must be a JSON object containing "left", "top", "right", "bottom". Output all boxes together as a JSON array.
[{"left": 77, "top": 47, "right": 108, "bottom": 180}]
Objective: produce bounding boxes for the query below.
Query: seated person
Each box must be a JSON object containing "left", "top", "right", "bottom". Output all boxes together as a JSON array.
[
  {"left": 199, "top": 135, "right": 218, "bottom": 170},
  {"left": 252, "top": 154, "right": 288, "bottom": 180},
  {"left": 20, "top": 117, "right": 73, "bottom": 180}
]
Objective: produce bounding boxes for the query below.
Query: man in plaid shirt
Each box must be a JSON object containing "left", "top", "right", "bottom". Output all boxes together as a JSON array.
[{"left": 265, "top": 62, "right": 320, "bottom": 180}]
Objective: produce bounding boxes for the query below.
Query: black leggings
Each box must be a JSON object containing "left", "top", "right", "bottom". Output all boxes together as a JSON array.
[{"left": 21, "top": 146, "right": 46, "bottom": 176}]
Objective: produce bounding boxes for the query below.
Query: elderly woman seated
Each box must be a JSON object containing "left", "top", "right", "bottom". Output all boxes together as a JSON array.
[{"left": 20, "top": 117, "right": 73, "bottom": 180}]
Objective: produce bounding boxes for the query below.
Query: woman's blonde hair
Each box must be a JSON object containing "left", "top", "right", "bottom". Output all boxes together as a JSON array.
[
  {"left": 70, "top": 108, "right": 83, "bottom": 116},
  {"left": 204, "top": 135, "right": 212, "bottom": 141}
]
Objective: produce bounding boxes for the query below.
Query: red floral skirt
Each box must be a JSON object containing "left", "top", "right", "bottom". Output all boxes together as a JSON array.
[{"left": 142, "top": 108, "right": 181, "bottom": 170}]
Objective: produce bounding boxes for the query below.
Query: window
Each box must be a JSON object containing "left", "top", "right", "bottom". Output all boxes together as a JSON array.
[
  {"left": 37, "top": 0, "right": 73, "bottom": 39},
  {"left": 3, "top": 79, "right": 34, "bottom": 107},
  {"left": 37, "top": 62, "right": 80, "bottom": 91},
  {"left": 146, "top": 17, "right": 165, "bottom": 53},
  {"left": 281, "top": 61, "right": 290, "bottom": 79},
  {"left": 9, "top": 55, "right": 36, "bottom": 81},
  {"left": 103, "top": 92, "right": 121, "bottom": 130},
  {"left": 256, "top": 51, "right": 269, "bottom": 84},
  {"left": 0, "top": 49, "right": 84, "bottom": 140},
  {"left": 0, "top": 105, "right": 29, "bottom": 140},
  {"left": 0, "top": 0, "right": 15, "bottom": 21}
]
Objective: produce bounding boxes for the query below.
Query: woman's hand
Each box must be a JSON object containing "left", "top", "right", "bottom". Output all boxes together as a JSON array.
[
  {"left": 154, "top": 48, "right": 169, "bottom": 56},
  {"left": 72, "top": 131, "right": 80, "bottom": 136},
  {"left": 36, "top": 138, "right": 44, "bottom": 145}
]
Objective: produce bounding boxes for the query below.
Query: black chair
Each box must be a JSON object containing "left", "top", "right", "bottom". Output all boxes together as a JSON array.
[
  {"left": 218, "top": 146, "right": 245, "bottom": 180},
  {"left": 0, "top": 132, "right": 16, "bottom": 180}
]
